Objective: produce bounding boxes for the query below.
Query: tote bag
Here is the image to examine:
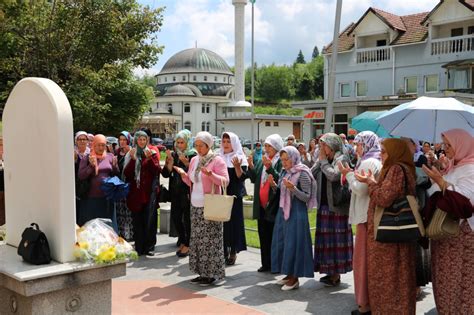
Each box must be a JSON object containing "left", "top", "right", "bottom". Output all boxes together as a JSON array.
[{"left": 204, "top": 179, "right": 235, "bottom": 222}]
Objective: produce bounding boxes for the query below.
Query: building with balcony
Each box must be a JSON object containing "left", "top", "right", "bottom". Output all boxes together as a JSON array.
[{"left": 293, "top": 0, "right": 474, "bottom": 143}]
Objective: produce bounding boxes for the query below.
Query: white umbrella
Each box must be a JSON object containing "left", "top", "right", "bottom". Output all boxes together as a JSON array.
[{"left": 376, "top": 96, "right": 474, "bottom": 143}]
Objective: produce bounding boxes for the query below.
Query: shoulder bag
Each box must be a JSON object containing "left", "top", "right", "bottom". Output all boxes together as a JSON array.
[
  {"left": 374, "top": 166, "right": 425, "bottom": 243},
  {"left": 17, "top": 223, "right": 52, "bottom": 265},
  {"left": 204, "top": 179, "right": 235, "bottom": 222},
  {"left": 425, "top": 183, "right": 460, "bottom": 240}
]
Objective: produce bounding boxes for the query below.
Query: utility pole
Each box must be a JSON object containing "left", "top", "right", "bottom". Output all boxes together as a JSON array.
[
  {"left": 250, "top": 0, "right": 255, "bottom": 150},
  {"left": 324, "top": 0, "right": 342, "bottom": 133}
]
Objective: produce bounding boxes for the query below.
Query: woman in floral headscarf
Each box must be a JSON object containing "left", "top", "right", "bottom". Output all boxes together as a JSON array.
[
  {"left": 162, "top": 129, "right": 197, "bottom": 257},
  {"left": 115, "top": 131, "right": 133, "bottom": 240},
  {"left": 338, "top": 131, "right": 382, "bottom": 314},
  {"left": 312, "top": 133, "right": 352, "bottom": 287},
  {"left": 124, "top": 131, "right": 161, "bottom": 256},
  {"left": 272, "top": 146, "right": 317, "bottom": 291},
  {"left": 78, "top": 134, "right": 119, "bottom": 231},
  {"left": 422, "top": 129, "right": 474, "bottom": 314}
]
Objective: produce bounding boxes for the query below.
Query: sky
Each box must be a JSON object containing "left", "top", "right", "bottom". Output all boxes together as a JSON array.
[{"left": 137, "top": 0, "right": 440, "bottom": 76}]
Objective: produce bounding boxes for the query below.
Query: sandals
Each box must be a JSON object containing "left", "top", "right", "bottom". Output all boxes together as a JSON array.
[
  {"left": 321, "top": 276, "right": 341, "bottom": 287},
  {"left": 225, "top": 254, "right": 237, "bottom": 266}
]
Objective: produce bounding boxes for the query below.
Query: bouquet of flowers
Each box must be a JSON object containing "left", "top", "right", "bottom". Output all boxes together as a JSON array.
[{"left": 74, "top": 219, "right": 137, "bottom": 264}]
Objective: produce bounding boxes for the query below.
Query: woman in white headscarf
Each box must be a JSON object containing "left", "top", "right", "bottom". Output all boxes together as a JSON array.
[
  {"left": 174, "top": 131, "right": 229, "bottom": 286},
  {"left": 219, "top": 132, "right": 248, "bottom": 265},
  {"left": 247, "top": 134, "right": 284, "bottom": 272}
]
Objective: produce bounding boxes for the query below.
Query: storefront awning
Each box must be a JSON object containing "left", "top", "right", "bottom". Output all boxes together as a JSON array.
[{"left": 442, "top": 59, "right": 474, "bottom": 68}]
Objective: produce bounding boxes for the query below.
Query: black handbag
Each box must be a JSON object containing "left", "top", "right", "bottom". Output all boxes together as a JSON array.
[
  {"left": 17, "top": 223, "right": 52, "bottom": 265},
  {"left": 374, "top": 166, "right": 425, "bottom": 243},
  {"left": 332, "top": 180, "right": 351, "bottom": 207}
]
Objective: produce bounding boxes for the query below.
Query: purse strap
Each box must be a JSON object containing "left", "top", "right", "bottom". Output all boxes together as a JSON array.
[
  {"left": 398, "top": 164, "right": 411, "bottom": 196},
  {"left": 210, "top": 178, "right": 228, "bottom": 196}
]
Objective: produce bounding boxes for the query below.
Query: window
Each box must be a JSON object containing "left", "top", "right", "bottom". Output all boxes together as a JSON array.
[
  {"left": 201, "top": 103, "right": 206, "bottom": 113},
  {"left": 223, "top": 77, "right": 226, "bottom": 82},
  {"left": 273, "top": 122, "right": 279, "bottom": 127},
  {"left": 184, "top": 103, "right": 191, "bottom": 113},
  {"left": 468, "top": 26, "right": 474, "bottom": 35},
  {"left": 265, "top": 121, "right": 271, "bottom": 127},
  {"left": 206, "top": 104, "right": 210, "bottom": 113},
  {"left": 158, "top": 78, "right": 161, "bottom": 83},
  {"left": 355, "top": 81, "right": 367, "bottom": 97},
  {"left": 184, "top": 121, "right": 191, "bottom": 130},
  {"left": 405, "top": 76, "right": 417, "bottom": 94},
  {"left": 214, "top": 76, "right": 218, "bottom": 82},
  {"left": 206, "top": 122, "right": 211, "bottom": 132},
  {"left": 448, "top": 68, "right": 470, "bottom": 89},
  {"left": 425, "top": 75, "right": 438, "bottom": 93},
  {"left": 182, "top": 75, "right": 186, "bottom": 81},
  {"left": 376, "top": 39, "right": 387, "bottom": 47},
  {"left": 167, "top": 103, "right": 173, "bottom": 114},
  {"left": 204, "top": 76, "right": 207, "bottom": 81},
  {"left": 164, "top": 77, "right": 167, "bottom": 82},
  {"left": 229, "top": 77, "right": 232, "bottom": 83},
  {"left": 193, "top": 75, "right": 197, "bottom": 81},
  {"left": 340, "top": 83, "right": 351, "bottom": 97},
  {"left": 201, "top": 121, "right": 206, "bottom": 131},
  {"left": 173, "top": 76, "right": 176, "bottom": 81},
  {"left": 451, "top": 28, "right": 463, "bottom": 37}
]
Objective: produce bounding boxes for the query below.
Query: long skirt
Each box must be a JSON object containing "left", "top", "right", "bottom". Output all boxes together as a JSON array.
[
  {"left": 314, "top": 205, "right": 353, "bottom": 275},
  {"left": 223, "top": 197, "right": 247, "bottom": 256},
  {"left": 78, "top": 197, "right": 118, "bottom": 233},
  {"left": 367, "top": 206, "right": 416, "bottom": 314},
  {"left": 271, "top": 199, "right": 314, "bottom": 278},
  {"left": 189, "top": 206, "right": 225, "bottom": 280},
  {"left": 431, "top": 220, "right": 474, "bottom": 315},
  {"left": 116, "top": 199, "right": 133, "bottom": 241},
  {"left": 353, "top": 223, "right": 369, "bottom": 307}
]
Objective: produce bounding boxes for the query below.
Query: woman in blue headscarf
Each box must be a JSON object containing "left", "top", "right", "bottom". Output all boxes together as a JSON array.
[{"left": 162, "top": 129, "right": 197, "bottom": 257}]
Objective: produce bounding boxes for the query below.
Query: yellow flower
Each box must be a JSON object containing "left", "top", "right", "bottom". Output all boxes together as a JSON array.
[
  {"left": 98, "top": 245, "right": 116, "bottom": 262},
  {"left": 78, "top": 241, "right": 89, "bottom": 250}
]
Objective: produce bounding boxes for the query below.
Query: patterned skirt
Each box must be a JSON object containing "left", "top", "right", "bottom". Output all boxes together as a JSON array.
[
  {"left": 314, "top": 205, "right": 353, "bottom": 275},
  {"left": 431, "top": 220, "right": 474, "bottom": 315},
  {"left": 116, "top": 199, "right": 133, "bottom": 241},
  {"left": 189, "top": 206, "right": 225, "bottom": 280}
]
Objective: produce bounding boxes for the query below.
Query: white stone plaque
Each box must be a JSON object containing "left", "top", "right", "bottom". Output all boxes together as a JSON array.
[{"left": 3, "top": 78, "right": 76, "bottom": 263}]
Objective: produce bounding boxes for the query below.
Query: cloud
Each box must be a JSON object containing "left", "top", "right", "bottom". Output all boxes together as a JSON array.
[{"left": 147, "top": 0, "right": 439, "bottom": 73}]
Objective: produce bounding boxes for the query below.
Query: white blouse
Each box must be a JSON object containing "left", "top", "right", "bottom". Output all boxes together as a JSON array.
[
  {"left": 190, "top": 158, "right": 205, "bottom": 208},
  {"left": 427, "top": 163, "right": 474, "bottom": 230}
]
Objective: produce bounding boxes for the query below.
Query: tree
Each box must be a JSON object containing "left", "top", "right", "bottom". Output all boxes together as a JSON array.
[
  {"left": 312, "top": 46, "right": 320, "bottom": 59},
  {"left": 0, "top": 0, "right": 164, "bottom": 134},
  {"left": 307, "top": 55, "right": 324, "bottom": 98},
  {"left": 256, "top": 64, "right": 294, "bottom": 101},
  {"left": 295, "top": 50, "right": 306, "bottom": 64}
]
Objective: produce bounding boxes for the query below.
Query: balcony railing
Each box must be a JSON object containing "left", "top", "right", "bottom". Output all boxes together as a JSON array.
[
  {"left": 356, "top": 47, "right": 391, "bottom": 64},
  {"left": 431, "top": 35, "right": 474, "bottom": 55}
]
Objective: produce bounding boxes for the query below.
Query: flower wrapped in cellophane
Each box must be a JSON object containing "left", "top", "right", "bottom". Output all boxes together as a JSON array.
[{"left": 74, "top": 218, "right": 138, "bottom": 264}]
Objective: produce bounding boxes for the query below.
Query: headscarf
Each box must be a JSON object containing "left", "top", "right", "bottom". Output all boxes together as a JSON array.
[
  {"left": 412, "top": 138, "right": 423, "bottom": 162},
  {"left": 219, "top": 131, "right": 248, "bottom": 168},
  {"left": 75, "top": 131, "right": 90, "bottom": 157},
  {"left": 441, "top": 128, "right": 474, "bottom": 174},
  {"left": 194, "top": 131, "right": 216, "bottom": 182},
  {"left": 261, "top": 134, "right": 284, "bottom": 183},
  {"left": 90, "top": 134, "right": 107, "bottom": 175},
  {"left": 320, "top": 133, "right": 343, "bottom": 155},
  {"left": 253, "top": 142, "right": 262, "bottom": 163},
  {"left": 279, "top": 146, "right": 317, "bottom": 220},
  {"left": 87, "top": 133, "right": 94, "bottom": 146},
  {"left": 380, "top": 138, "right": 416, "bottom": 180},
  {"left": 133, "top": 131, "right": 148, "bottom": 187},
  {"left": 175, "top": 129, "right": 197, "bottom": 156},
  {"left": 119, "top": 131, "right": 132, "bottom": 145},
  {"left": 354, "top": 131, "right": 381, "bottom": 170}
]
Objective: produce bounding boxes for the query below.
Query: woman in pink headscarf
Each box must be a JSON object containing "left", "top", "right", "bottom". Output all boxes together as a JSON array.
[
  {"left": 78, "top": 134, "right": 119, "bottom": 231},
  {"left": 422, "top": 128, "right": 474, "bottom": 314}
]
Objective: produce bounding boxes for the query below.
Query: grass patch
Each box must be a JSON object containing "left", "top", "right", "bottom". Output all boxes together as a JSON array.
[{"left": 244, "top": 209, "right": 356, "bottom": 248}]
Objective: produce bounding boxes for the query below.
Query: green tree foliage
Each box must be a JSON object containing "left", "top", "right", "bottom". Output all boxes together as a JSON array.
[
  {"left": 256, "top": 64, "right": 295, "bottom": 101},
  {"left": 312, "top": 46, "right": 320, "bottom": 59},
  {"left": 0, "top": 0, "right": 163, "bottom": 134},
  {"left": 295, "top": 49, "right": 306, "bottom": 64}
]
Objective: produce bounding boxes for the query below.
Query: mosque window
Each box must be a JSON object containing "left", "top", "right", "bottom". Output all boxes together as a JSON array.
[
  {"left": 204, "top": 76, "right": 207, "bottom": 81},
  {"left": 184, "top": 103, "right": 191, "bottom": 113}
]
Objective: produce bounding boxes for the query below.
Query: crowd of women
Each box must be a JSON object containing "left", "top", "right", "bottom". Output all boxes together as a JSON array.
[{"left": 74, "top": 126, "right": 474, "bottom": 315}]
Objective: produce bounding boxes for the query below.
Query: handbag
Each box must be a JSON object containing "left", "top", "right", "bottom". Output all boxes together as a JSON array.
[
  {"left": 374, "top": 166, "right": 425, "bottom": 243},
  {"left": 332, "top": 180, "right": 351, "bottom": 207},
  {"left": 204, "top": 179, "right": 235, "bottom": 222},
  {"left": 425, "top": 184, "right": 460, "bottom": 240},
  {"left": 158, "top": 184, "right": 171, "bottom": 203},
  {"left": 17, "top": 223, "right": 52, "bottom": 265}
]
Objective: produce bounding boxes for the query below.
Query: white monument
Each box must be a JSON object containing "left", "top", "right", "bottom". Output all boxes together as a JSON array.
[{"left": 3, "top": 78, "right": 76, "bottom": 263}]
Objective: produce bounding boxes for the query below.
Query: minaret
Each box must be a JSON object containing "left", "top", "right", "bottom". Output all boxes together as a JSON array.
[{"left": 232, "top": 0, "right": 248, "bottom": 102}]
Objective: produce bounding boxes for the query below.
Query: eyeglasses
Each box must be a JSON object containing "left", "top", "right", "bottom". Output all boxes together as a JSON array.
[{"left": 77, "top": 138, "right": 88, "bottom": 141}]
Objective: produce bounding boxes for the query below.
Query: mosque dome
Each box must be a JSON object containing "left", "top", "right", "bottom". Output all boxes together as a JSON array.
[
  {"left": 163, "top": 84, "right": 196, "bottom": 97},
  {"left": 160, "top": 48, "right": 233, "bottom": 75}
]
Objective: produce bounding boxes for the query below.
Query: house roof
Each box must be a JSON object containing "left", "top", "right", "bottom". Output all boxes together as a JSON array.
[
  {"left": 421, "top": 0, "right": 474, "bottom": 25},
  {"left": 323, "top": 7, "right": 430, "bottom": 54}
]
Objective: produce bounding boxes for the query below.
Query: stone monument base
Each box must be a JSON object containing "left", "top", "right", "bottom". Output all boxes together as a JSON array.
[{"left": 0, "top": 245, "right": 125, "bottom": 314}]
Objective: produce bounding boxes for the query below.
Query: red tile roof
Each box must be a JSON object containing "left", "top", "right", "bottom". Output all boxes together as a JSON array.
[
  {"left": 392, "top": 12, "right": 429, "bottom": 45},
  {"left": 372, "top": 8, "right": 406, "bottom": 32},
  {"left": 322, "top": 23, "right": 356, "bottom": 54}
]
